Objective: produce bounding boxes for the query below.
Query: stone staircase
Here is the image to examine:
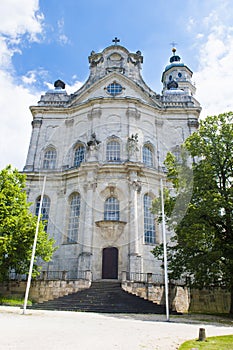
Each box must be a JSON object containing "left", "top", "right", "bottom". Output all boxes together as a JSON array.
[{"left": 29, "top": 280, "right": 168, "bottom": 314}]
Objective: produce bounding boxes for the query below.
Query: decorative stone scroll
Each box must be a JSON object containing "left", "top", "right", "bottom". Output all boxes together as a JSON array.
[
  {"left": 95, "top": 220, "right": 126, "bottom": 243},
  {"left": 88, "top": 52, "right": 104, "bottom": 67}
]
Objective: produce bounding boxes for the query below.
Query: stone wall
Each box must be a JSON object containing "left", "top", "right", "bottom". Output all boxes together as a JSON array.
[
  {"left": 0, "top": 279, "right": 91, "bottom": 303},
  {"left": 189, "top": 288, "right": 231, "bottom": 314},
  {"left": 122, "top": 281, "right": 190, "bottom": 313},
  {"left": 122, "top": 281, "right": 231, "bottom": 314},
  {"left": 1, "top": 279, "right": 230, "bottom": 313}
]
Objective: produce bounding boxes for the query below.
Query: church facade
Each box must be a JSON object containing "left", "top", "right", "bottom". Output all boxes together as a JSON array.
[{"left": 23, "top": 40, "right": 201, "bottom": 281}]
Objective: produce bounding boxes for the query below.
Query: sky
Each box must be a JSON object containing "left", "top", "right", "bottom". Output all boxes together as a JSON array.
[{"left": 1, "top": 0, "right": 233, "bottom": 170}]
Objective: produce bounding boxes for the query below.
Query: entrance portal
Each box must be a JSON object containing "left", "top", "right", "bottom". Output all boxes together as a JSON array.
[{"left": 102, "top": 247, "right": 118, "bottom": 279}]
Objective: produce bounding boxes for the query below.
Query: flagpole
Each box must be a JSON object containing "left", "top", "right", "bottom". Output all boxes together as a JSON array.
[
  {"left": 160, "top": 177, "right": 170, "bottom": 322},
  {"left": 23, "top": 176, "right": 46, "bottom": 314}
]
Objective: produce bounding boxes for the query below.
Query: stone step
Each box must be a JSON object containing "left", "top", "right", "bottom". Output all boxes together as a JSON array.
[{"left": 29, "top": 280, "right": 172, "bottom": 314}]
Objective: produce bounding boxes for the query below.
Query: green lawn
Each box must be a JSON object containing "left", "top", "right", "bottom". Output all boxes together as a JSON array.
[
  {"left": 179, "top": 335, "right": 233, "bottom": 349},
  {"left": 0, "top": 296, "right": 32, "bottom": 306}
]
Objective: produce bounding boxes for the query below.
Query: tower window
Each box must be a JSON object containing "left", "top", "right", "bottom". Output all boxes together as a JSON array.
[
  {"left": 35, "top": 195, "right": 50, "bottom": 232},
  {"left": 104, "top": 197, "right": 120, "bottom": 221},
  {"left": 106, "top": 83, "right": 122, "bottom": 96},
  {"left": 144, "top": 194, "right": 156, "bottom": 244},
  {"left": 106, "top": 140, "right": 120, "bottom": 162},
  {"left": 74, "top": 145, "right": 85, "bottom": 167}
]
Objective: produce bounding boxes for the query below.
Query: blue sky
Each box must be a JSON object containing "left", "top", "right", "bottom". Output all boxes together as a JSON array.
[{"left": 1, "top": 0, "right": 233, "bottom": 169}]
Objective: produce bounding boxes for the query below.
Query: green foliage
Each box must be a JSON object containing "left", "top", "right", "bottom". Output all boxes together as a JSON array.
[
  {"left": 151, "top": 112, "right": 233, "bottom": 312},
  {"left": 0, "top": 295, "right": 32, "bottom": 306},
  {"left": 0, "top": 165, "right": 56, "bottom": 281},
  {"left": 178, "top": 335, "right": 233, "bottom": 349}
]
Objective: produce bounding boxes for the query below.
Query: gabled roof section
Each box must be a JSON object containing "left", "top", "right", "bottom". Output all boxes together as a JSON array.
[{"left": 68, "top": 71, "right": 161, "bottom": 108}]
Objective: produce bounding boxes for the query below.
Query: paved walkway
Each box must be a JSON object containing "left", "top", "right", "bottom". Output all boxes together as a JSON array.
[{"left": 0, "top": 306, "right": 233, "bottom": 349}]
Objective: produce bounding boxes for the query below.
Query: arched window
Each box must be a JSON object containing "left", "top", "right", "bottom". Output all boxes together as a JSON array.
[
  {"left": 67, "top": 193, "right": 81, "bottom": 243},
  {"left": 143, "top": 144, "right": 153, "bottom": 167},
  {"left": 104, "top": 197, "right": 120, "bottom": 221},
  {"left": 43, "top": 148, "right": 57, "bottom": 169},
  {"left": 35, "top": 195, "right": 50, "bottom": 232},
  {"left": 144, "top": 194, "right": 155, "bottom": 244},
  {"left": 74, "top": 145, "right": 85, "bottom": 167},
  {"left": 106, "top": 140, "right": 120, "bottom": 162}
]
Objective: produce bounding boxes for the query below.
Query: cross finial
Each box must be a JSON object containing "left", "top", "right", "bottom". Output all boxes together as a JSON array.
[
  {"left": 112, "top": 37, "right": 120, "bottom": 45},
  {"left": 170, "top": 41, "right": 178, "bottom": 48},
  {"left": 170, "top": 41, "right": 178, "bottom": 54}
]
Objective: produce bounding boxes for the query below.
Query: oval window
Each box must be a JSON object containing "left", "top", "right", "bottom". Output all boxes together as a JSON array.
[{"left": 106, "top": 83, "right": 122, "bottom": 96}]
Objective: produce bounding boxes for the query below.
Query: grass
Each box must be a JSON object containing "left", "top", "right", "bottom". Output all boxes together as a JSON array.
[
  {"left": 178, "top": 335, "right": 233, "bottom": 349},
  {"left": 0, "top": 296, "right": 32, "bottom": 307},
  {"left": 171, "top": 312, "right": 233, "bottom": 326}
]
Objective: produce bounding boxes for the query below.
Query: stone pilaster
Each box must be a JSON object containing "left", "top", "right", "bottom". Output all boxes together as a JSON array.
[
  {"left": 24, "top": 119, "right": 42, "bottom": 171},
  {"left": 129, "top": 173, "right": 142, "bottom": 274},
  {"left": 82, "top": 181, "right": 96, "bottom": 253}
]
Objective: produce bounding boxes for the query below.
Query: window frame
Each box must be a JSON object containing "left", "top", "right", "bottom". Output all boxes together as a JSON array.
[
  {"left": 143, "top": 194, "right": 156, "bottom": 244},
  {"left": 74, "top": 144, "right": 85, "bottom": 167},
  {"left": 67, "top": 193, "right": 81, "bottom": 243},
  {"left": 104, "top": 196, "right": 120, "bottom": 221},
  {"left": 106, "top": 139, "right": 121, "bottom": 162},
  {"left": 43, "top": 148, "right": 57, "bottom": 170},
  {"left": 106, "top": 82, "right": 123, "bottom": 96},
  {"left": 35, "top": 195, "right": 51, "bottom": 232},
  {"left": 143, "top": 144, "right": 153, "bottom": 167}
]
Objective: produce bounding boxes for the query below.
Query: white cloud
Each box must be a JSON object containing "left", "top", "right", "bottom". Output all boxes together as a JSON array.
[
  {"left": 44, "top": 80, "right": 83, "bottom": 94},
  {"left": 22, "top": 71, "right": 37, "bottom": 85},
  {"left": 0, "top": 0, "right": 44, "bottom": 170},
  {"left": 186, "top": 17, "right": 196, "bottom": 32},
  {"left": 57, "top": 18, "right": 70, "bottom": 45},
  {"left": 193, "top": 6, "right": 233, "bottom": 118},
  {"left": 66, "top": 81, "right": 83, "bottom": 94},
  {"left": 196, "top": 33, "right": 204, "bottom": 40},
  {"left": 0, "top": 70, "right": 38, "bottom": 170},
  {"left": 0, "top": 0, "right": 44, "bottom": 40}
]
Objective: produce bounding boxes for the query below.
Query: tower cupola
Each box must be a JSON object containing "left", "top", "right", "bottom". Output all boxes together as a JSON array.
[{"left": 161, "top": 47, "right": 196, "bottom": 97}]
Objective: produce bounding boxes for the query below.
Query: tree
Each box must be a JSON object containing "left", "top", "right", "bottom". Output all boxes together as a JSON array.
[
  {"left": 152, "top": 112, "right": 233, "bottom": 314},
  {"left": 0, "top": 165, "right": 56, "bottom": 281}
]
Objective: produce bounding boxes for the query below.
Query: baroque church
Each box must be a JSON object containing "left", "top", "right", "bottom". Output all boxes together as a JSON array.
[{"left": 23, "top": 39, "right": 201, "bottom": 282}]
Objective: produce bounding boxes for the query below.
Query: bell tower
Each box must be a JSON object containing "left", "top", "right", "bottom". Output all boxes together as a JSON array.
[{"left": 161, "top": 47, "right": 196, "bottom": 97}]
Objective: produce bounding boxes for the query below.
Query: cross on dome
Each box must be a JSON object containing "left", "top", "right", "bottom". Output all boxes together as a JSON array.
[
  {"left": 112, "top": 37, "right": 120, "bottom": 45},
  {"left": 170, "top": 42, "right": 178, "bottom": 54}
]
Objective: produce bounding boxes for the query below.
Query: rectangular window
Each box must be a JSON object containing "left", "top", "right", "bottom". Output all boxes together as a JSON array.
[{"left": 144, "top": 194, "right": 156, "bottom": 244}]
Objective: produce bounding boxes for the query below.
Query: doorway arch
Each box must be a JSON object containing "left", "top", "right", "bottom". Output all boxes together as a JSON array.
[{"left": 102, "top": 247, "right": 118, "bottom": 279}]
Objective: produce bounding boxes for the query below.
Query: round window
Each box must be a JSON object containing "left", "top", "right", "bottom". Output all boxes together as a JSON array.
[{"left": 106, "top": 83, "right": 122, "bottom": 96}]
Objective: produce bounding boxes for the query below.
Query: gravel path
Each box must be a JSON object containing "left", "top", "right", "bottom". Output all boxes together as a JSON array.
[{"left": 0, "top": 306, "right": 233, "bottom": 350}]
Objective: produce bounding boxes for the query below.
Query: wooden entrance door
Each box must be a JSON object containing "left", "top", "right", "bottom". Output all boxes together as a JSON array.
[{"left": 102, "top": 247, "right": 118, "bottom": 279}]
